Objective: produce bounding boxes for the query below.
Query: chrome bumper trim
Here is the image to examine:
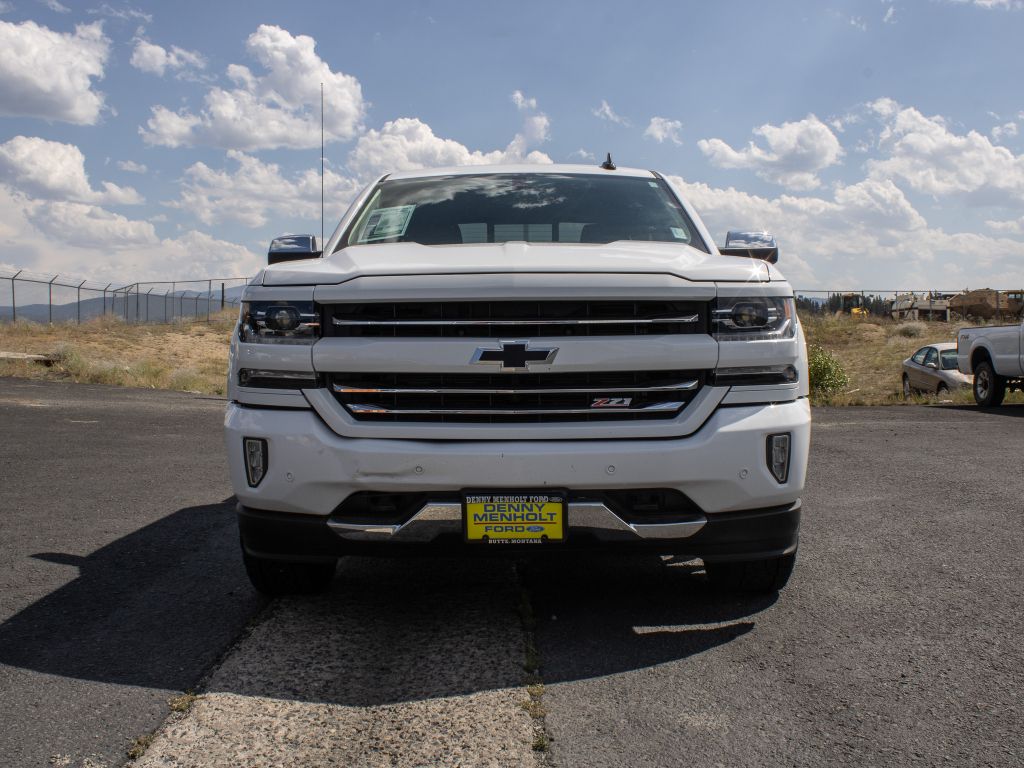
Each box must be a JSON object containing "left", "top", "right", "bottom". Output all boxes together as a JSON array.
[{"left": 326, "top": 501, "right": 707, "bottom": 542}]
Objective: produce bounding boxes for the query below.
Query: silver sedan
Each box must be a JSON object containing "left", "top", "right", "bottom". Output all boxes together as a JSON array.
[{"left": 902, "top": 342, "right": 972, "bottom": 397}]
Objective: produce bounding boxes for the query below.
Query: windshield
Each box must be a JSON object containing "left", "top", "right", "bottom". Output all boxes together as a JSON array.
[
  {"left": 338, "top": 173, "right": 708, "bottom": 251},
  {"left": 940, "top": 349, "right": 958, "bottom": 370}
]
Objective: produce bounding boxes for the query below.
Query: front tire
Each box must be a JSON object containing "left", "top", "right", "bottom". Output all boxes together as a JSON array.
[
  {"left": 705, "top": 553, "right": 796, "bottom": 594},
  {"left": 902, "top": 374, "right": 911, "bottom": 400},
  {"left": 936, "top": 383, "right": 949, "bottom": 396},
  {"left": 973, "top": 361, "right": 1006, "bottom": 407},
  {"left": 243, "top": 551, "right": 337, "bottom": 596}
]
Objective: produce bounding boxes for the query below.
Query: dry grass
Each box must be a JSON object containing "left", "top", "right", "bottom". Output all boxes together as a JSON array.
[
  {"left": 1, "top": 308, "right": 1020, "bottom": 407},
  {"left": 801, "top": 312, "right": 1024, "bottom": 406},
  {"left": 0, "top": 310, "right": 236, "bottom": 395}
]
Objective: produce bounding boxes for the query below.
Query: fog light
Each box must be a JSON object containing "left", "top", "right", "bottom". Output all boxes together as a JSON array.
[
  {"left": 766, "top": 433, "right": 791, "bottom": 484},
  {"left": 243, "top": 438, "right": 268, "bottom": 487}
]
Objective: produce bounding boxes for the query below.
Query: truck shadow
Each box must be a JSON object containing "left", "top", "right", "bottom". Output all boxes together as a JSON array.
[
  {"left": 0, "top": 509, "right": 774, "bottom": 706},
  {"left": 0, "top": 500, "right": 261, "bottom": 692},
  {"left": 195, "top": 553, "right": 773, "bottom": 706}
]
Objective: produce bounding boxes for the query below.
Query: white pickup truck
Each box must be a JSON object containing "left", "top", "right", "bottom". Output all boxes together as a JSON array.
[
  {"left": 224, "top": 163, "right": 810, "bottom": 597},
  {"left": 957, "top": 316, "right": 1024, "bottom": 406}
]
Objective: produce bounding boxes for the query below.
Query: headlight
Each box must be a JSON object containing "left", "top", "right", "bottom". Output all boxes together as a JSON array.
[
  {"left": 239, "top": 301, "right": 319, "bottom": 344},
  {"left": 712, "top": 296, "right": 795, "bottom": 341}
]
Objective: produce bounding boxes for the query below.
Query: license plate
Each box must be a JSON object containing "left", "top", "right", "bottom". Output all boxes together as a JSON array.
[{"left": 463, "top": 491, "right": 566, "bottom": 544}]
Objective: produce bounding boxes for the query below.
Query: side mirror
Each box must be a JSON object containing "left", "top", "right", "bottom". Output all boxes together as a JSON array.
[
  {"left": 720, "top": 231, "right": 779, "bottom": 264},
  {"left": 268, "top": 234, "right": 321, "bottom": 265}
]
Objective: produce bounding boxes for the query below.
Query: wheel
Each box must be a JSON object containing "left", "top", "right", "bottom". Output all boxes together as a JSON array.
[
  {"left": 705, "top": 553, "right": 796, "bottom": 594},
  {"left": 902, "top": 374, "right": 911, "bottom": 399},
  {"left": 242, "top": 551, "right": 337, "bottom": 596},
  {"left": 936, "top": 383, "right": 949, "bottom": 396},
  {"left": 973, "top": 361, "right": 1006, "bottom": 407}
]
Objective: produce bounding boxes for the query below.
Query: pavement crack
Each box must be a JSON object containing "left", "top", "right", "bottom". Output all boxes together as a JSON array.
[{"left": 515, "top": 561, "right": 554, "bottom": 765}]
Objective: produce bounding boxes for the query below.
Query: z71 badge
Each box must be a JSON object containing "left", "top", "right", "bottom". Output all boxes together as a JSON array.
[{"left": 590, "top": 397, "right": 633, "bottom": 408}]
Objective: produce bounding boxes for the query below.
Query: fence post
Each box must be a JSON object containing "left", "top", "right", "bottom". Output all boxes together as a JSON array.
[
  {"left": 77, "top": 279, "right": 86, "bottom": 324},
  {"left": 171, "top": 282, "right": 176, "bottom": 320},
  {"left": 145, "top": 288, "right": 154, "bottom": 322},
  {"left": 48, "top": 275, "right": 57, "bottom": 324},
  {"left": 102, "top": 283, "right": 110, "bottom": 317},
  {"left": 207, "top": 279, "right": 212, "bottom": 322},
  {"left": 221, "top": 282, "right": 225, "bottom": 310},
  {"left": 9, "top": 270, "right": 20, "bottom": 321}
]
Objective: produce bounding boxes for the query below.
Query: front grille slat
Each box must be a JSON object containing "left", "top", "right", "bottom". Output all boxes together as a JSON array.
[
  {"left": 332, "top": 315, "right": 700, "bottom": 327},
  {"left": 332, "top": 379, "right": 699, "bottom": 395},
  {"left": 346, "top": 401, "right": 686, "bottom": 416},
  {"left": 331, "top": 370, "right": 703, "bottom": 424},
  {"left": 326, "top": 300, "right": 707, "bottom": 338}
]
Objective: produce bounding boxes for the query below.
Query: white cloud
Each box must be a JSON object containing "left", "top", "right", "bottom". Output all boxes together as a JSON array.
[
  {"left": 667, "top": 174, "right": 1024, "bottom": 288},
  {"left": 697, "top": 114, "right": 844, "bottom": 190},
  {"left": 0, "top": 136, "right": 142, "bottom": 205},
  {"left": 511, "top": 90, "right": 536, "bottom": 111},
  {"left": 0, "top": 186, "right": 259, "bottom": 280},
  {"left": 951, "top": 0, "right": 1024, "bottom": 8},
  {"left": 592, "top": 100, "right": 630, "bottom": 126},
  {"left": 644, "top": 117, "right": 683, "bottom": 145},
  {"left": 117, "top": 160, "right": 147, "bottom": 174},
  {"left": 0, "top": 2, "right": 14, "bottom": 13},
  {"left": 348, "top": 117, "right": 552, "bottom": 180},
  {"left": 850, "top": 16, "right": 867, "bottom": 30},
  {"left": 569, "top": 148, "right": 596, "bottom": 162},
  {"left": 883, "top": 6, "right": 897, "bottom": 23},
  {"left": 170, "top": 150, "right": 363, "bottom": 228},
  {"left": 39, "top": 0, "right": 70, "bottom": 12},
  {"left": 130, "top": 38, "right": 206, "bottom": 77},
  {"left": 140, "top": 24, "right": 364, "bottom": 150},
  {"left": 991, "top": 121, "right": 1018, "bottom": 142},
  {"left": 985, "top": 216, "right": 1024, "bottom": 233},
  {"left": 87, "top": 3, "right": 152, "bottom": 23},
  {"left": 25, "top": 200, "right": 157, "bottom": 248},
  {"left": 0, "top": 20, "right": 109, "bottom": 125},
  {"left": 867, "top": 101, "right": 1024, "bottom": 202}
]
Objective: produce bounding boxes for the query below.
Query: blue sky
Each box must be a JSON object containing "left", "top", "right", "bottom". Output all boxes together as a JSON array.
[{"left": 1, "top": 0, "right": 1023, "bottom": 289}]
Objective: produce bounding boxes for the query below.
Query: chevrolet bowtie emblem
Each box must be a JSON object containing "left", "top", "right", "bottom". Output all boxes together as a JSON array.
[{"left": 471, "top": 341, "right": 558, "bottom": 371}]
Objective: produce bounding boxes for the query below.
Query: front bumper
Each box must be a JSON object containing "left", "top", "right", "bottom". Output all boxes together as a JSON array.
[
  {"left": 225, "top": 397, "right": 810, "bottom": 558},
  {"left": 239, "top": 500, "right": 801, "bottom": 561}
]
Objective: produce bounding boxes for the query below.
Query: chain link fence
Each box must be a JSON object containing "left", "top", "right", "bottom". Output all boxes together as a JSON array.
[
  {"left": 0, "top": 268, "right": 252, "bottom": 324},
  {"left": 2, "top": 268, "right": 1022, "bottom": 326}
]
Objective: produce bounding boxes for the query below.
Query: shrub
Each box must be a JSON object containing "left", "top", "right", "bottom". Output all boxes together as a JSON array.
[
  {"left": 893, "top": 322, "right": 926, "bottom": 338},
  {"left": 807, "top": 344, "right": 849, "bottom": 393}
]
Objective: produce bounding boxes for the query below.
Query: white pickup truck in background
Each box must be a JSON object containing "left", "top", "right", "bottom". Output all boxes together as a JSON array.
[{"left": 957, "top": 316, "right": 1024, "bottom": 406}]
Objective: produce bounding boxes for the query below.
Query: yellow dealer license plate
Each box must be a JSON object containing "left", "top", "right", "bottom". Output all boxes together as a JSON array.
[{"left": 463, "top": 491, "right": 566, "bottom": 544}]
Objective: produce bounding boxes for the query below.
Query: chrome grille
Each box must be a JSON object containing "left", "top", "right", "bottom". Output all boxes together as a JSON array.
[
  {"left": 325, "top": 300, "right": 707, "bottom": 338},
  {"left": 331, "top": 370, "right": 704, "bottom": 423}
]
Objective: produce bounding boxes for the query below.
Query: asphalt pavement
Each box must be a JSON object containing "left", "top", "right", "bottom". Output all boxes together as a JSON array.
[
  {"left": 0, "top": 378, "right": 261, "bottom": 767},
  {"left": 1, "top": 378, "right": 1022, "bottom": 767}
]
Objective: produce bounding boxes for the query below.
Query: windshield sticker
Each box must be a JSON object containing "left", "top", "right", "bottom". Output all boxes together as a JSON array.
[
  {"left": 361, "top": 205, "right": 416, "bottom": 241},
  {"left": 670, "top": 227, "right": 687, "bottom": 240},
  {"left": 648, "top": 181, "right": 659, "bottom": 187}
]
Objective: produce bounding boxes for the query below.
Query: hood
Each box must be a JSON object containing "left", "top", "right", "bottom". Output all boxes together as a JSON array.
[{"left": 259, "top": 241, "right": 776, "bottom": 286}]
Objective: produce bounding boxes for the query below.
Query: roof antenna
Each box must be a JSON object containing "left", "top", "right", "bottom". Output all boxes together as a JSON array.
[
  {"left": 320, "top": 82, "right": 325, "bottom": 252},
  {"left": 600, "top": 152, "right": 616, "bottom": 171}
]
